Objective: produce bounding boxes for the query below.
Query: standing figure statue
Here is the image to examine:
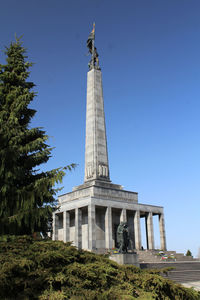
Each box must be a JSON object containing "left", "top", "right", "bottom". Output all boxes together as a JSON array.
[
  {"left": 117, "top": 222, "right": 129, "bottom": 253},
  {"left": 87, "top": 23, "right": 100, "bottom": 70}
]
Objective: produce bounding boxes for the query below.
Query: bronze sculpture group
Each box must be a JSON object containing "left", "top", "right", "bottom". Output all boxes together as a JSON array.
[
  {"left": 117, "top": 222, "right": 130, "bottom": 253},
  {"left": 87, "top": 23, "right": 100, "bottom": 70}
]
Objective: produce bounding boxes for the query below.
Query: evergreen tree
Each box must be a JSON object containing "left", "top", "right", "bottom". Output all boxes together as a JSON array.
[
  {"left": 186, "top": 249, "right": 192, "bottom": 256},
  {"left": 0, "top": 38, "right": 74, "bottom": 235}
]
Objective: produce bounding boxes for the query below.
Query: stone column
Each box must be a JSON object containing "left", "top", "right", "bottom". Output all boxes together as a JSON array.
[
  {"left": 105, "top": 206, "right": 113, "bottom": 249},
  {"left": 88, "top": 204, "right": 96, "bottom": 250},
  {"left": 63, "top": 211, "right": 70, "bottom": 243},
  {"left": 159, "top": 213, "right": 167, "bottom": 251},
  {"left": 134, "top": 210, "right": 142, "bottom": 250},
  {"left": 52, "top": 213, "right": 59, "bottom": 241},
  {"left": 120, "top": 208, "right": 127, "bottom": 223},
  {"left": 75, "top": 208, "right": 82, "bottom": 249},
  {"left": 146, "top": 212, "right": 155, "bottom": 250}
]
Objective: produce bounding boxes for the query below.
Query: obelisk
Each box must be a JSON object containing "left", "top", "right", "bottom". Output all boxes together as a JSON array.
[
  {"left": 84, "top": 24, "right": 110, "bottom": 182},
  {"left": 53, "top": 26, "right": 167, "bottom": 254}
]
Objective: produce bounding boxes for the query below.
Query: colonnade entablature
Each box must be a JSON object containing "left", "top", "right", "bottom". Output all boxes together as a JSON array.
[{"left": 58, "top": 180, "right": 139, "bottom": 205}]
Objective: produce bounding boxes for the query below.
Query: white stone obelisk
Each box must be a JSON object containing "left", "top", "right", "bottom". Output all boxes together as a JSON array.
[
  {"left": 84, "top": 68, "right": 110, "bottom": 182},
  {"left": 54, "top": 26, "right": 167, "bottom": 256}
]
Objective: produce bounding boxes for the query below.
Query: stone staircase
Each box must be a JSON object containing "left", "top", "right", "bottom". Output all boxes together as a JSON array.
[
  {"left": 137, "top": 250, "right": 200, "bottom": 283},
  {"left": 140, "top": 261, "right": 200, "bottom": 283},
  {"left": 137, "top": 249, "right": 197, "bottom": 263}
]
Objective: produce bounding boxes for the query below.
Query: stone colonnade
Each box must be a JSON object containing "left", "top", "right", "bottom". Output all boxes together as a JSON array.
[{"left": 52, "top": 205, "right": 167, "bottom": 251}]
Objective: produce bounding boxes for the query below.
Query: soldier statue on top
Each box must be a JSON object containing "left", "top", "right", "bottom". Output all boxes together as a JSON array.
[{"left": 87, "top": 23, "right": 100, "bottom": 70}]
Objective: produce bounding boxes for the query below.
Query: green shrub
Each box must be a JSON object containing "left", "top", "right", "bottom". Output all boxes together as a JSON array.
[{"left": 0, "top": 236, "right": 199, "bottom": 299}]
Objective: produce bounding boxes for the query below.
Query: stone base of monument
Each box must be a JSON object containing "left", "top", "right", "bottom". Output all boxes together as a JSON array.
[{"left": 110, "top": 253, "right": 139, "bottom": 267}]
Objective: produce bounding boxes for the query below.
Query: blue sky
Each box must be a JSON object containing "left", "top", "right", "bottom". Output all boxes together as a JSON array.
[{"left": 1, "top": 0, "right": 200, "bottom": 257}]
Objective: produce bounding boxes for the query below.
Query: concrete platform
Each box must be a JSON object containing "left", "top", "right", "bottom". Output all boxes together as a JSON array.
[{"left": 110, "top": 253, "right": 139, "bottom": 267}]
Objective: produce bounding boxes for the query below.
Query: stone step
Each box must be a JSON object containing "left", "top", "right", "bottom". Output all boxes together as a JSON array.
[
  {"left": 136, "top": 250, "right": 198, "bottom": 263},
  {"left": 163, "top": 271, "right": 200, "bottom": 283},
  {"left": 141, "top": 262, "right": 200, "bottom": 269},
  {"left": 140, "top": 262, "right": 200, "bottom": 284}
]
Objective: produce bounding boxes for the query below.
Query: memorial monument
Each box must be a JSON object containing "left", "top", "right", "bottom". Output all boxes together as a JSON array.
[{"left": 52, "top": 25, "right": 167, "bottom": 254}]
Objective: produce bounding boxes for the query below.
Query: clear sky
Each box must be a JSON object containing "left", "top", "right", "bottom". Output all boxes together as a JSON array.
[{"left": 1, "top": 0, "right": 200, "bottom": 257}]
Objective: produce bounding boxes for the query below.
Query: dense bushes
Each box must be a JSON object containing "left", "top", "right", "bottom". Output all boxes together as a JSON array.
[{"left": 0, "top": 236, "right": 199, "bottom": 299}]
